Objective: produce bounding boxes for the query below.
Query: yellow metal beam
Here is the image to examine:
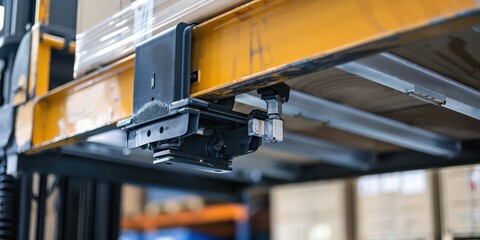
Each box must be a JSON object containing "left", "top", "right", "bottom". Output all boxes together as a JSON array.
[
  {"left": 191, "top": 0, "right": 480, "bottom": 99},
  {"left": 28, "top": 0, "right": 52, "bottom": 100},
  {"left": 17, "top": 0, "right": 480, "bottom": 152},
  {"left": 36, "top": 0, "right": 50, "bottom": 25},
  {"left": 28, "top": 26, "right": 52, "bottom": 98},
  {"left": 28, "top": 57, "right": 134, "bottom": 151}
]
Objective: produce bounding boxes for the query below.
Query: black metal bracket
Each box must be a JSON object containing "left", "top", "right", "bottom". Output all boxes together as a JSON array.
[
  {"left": 247, "top": 83, "right": 290, "bottom": 143},
  {"left": 257, "top": 82, "right": 290, "bottom": 103},
  {"left": 120, "top": 23, "right": 263, "bottom": 173}
]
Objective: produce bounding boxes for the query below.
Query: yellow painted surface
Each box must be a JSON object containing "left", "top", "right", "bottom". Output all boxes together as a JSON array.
[
  {"left": 12, "top": 0, "right": 52, "bottom": 105},
  {"left": 27, "top": 0, "right": 56, "bottom": 101},
  {"left": 19, "top": 0, "right": 480, "bottom": 150},
  {"left": 42, "top": 33, "right": 76, "bottom": 54},
  {"left": 30, "top": 57, "right": 134, "bottom": 150},
  {"left": 11, "top": 74, "right": 28, "bottom": 106},
  {"left": 15, "top": 101, "right": 35, "bottom": 149},
  {"left": 191, "top": 0, "right": 479, "bottom": 98},
  {"left": 28, "top": 32, "right": 76, "bottom": 98},
  {"left": 36, "top": 0, "right": 50, "bottom": 25},
  {"left": 29, "top": 26, "right": 52, "bottom": 97}
]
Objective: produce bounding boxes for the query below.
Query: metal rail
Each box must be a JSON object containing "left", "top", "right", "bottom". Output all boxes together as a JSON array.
[
  {"left": 236, "top": 91, "right": 460, "bottom": 157},
  {"left": 339, "top": 53, "right": 480, "bottom": 120}
]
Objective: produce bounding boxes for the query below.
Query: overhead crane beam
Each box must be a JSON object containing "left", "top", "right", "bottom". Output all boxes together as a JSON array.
[{"left": 15, "top": 0, "right": 480, "bottom": 153}]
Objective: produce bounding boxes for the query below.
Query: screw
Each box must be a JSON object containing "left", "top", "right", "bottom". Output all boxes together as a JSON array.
[
  {"left": 190, "top": 71, "right": 198, "bottom": 84},
  {"left": 12, "top": 86, "right": 22, "bottom": 94},
  {"left": 129, "top": 132, "right": 136, "bottom": 140},
  {"left": 214, "top": 140, "right": 224, "bottom": 152}
]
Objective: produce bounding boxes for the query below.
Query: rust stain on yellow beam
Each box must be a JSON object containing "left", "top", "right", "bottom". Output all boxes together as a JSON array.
[{"left": 190, "top": 0, "right": 480, "bottom": 99}]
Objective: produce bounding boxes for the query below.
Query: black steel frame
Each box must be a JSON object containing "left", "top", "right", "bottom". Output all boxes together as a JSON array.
[
  {"left": 12, "top": 138, "right": 480, "bottom": 239},
  {"left": 14, "top": 142, "right": 278, "bottom": 239},
  {"left": 16, "top": 172, "right": 122, "bottom": 240}
]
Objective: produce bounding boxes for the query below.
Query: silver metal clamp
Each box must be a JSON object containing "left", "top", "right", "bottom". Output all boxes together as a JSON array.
[{"left": 248, "top": 83, "right": 290, "bottom": 143}]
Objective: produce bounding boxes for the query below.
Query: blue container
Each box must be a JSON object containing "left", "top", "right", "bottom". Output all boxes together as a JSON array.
[
  {"left": 143, "top": 228, "right": 221, "bottom": 240},
  {"left": 119, "top": 230, "right": 142, "bottom": 240}
]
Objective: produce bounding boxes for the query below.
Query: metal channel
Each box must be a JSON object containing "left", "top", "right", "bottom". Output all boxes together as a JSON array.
[
  {"left": 236, "top": 90, "right": 460, "bottom": 157},
  {"left": 17, "top": 147, "right": 247, "bottom": 202},
  {"left": 233, "top": 155, "right": 300, "bottom": 181},
  {"left": 338, "top": 52, "right": 480, "bottom": 120},
  {"left": 297, "top": 139, "right": 480, "bottom": 182},
  {"left": 263, "top": 132, "right": 376, "bottom": 170}
]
